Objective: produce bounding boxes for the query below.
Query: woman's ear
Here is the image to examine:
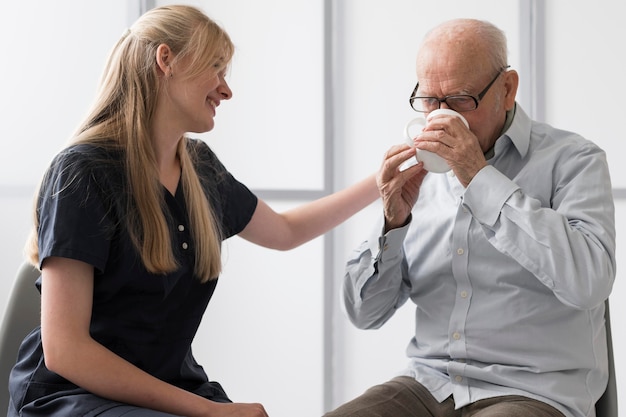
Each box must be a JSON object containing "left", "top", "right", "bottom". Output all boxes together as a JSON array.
[{"left": 156, "top": 44, "right": 173, "bottom": 77}]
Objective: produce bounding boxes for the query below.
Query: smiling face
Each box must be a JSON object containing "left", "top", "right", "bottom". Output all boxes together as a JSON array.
[
  {"left": 415, "top": 19, "right": 518, "bottom": 152},
  {"left": 156, "top": 46, "right": 233, "bottom": 136}
]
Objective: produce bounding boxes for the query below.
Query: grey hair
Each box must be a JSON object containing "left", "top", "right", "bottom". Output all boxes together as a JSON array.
[
  {"left": 475, "top": 20, "right": 509, "bottom": 71},
  {"left": 424, "top": 18, "right": 509, "bottom": 71}
]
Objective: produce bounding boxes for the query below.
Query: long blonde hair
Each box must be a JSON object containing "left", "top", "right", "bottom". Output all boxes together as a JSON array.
[{"left": 26, "top": 5, "right": 234, "bottom": 282}]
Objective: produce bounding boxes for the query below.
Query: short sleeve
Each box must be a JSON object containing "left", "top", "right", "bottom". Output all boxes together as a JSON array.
[
  {"left": 188, "top": 138, "right": 258, "bottom": 239},
  {"left": 37, "top": 147, "right": 116, "bottom": 272}
]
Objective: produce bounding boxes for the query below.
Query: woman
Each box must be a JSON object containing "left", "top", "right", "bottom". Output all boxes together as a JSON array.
[{"left": 8, "top": 5, "right": 381, "bottom": 417}]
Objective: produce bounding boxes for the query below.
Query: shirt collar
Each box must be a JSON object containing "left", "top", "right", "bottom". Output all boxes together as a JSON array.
[{"left": 493, "top": 102, "right": 531, "bottom": 160}]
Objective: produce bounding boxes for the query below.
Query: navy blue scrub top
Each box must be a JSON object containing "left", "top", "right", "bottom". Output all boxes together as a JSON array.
[{"left": 8, "top": 138, "right": 258, "bottom": 416}]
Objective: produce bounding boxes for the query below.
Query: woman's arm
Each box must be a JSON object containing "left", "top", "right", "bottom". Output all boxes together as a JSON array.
[
  {"left": 40, "top": 256, "right": 268, "bottom": 417},
  {"left": 238, "top": 174, "right": 379, "bottom": 250}
]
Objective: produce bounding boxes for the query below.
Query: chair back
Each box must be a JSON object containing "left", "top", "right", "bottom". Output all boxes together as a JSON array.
[
  {"left": 0, "top": 263, "right": 41, "bottom": 413},
  {"left": 595, "top": 299, "right": 618, "bottom": 417}
]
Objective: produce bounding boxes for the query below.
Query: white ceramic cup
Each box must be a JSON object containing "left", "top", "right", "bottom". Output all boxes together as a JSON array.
[{"left": 403, "top": 108, "right": 470, "bottom": 173}]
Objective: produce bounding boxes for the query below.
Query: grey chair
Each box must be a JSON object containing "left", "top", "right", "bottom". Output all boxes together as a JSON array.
[
  {"left": 596, "top": 299, "right": 618, "bottom": 417},
  {"left": 0, "top": 262, "right": 41, "bottom": 414}
]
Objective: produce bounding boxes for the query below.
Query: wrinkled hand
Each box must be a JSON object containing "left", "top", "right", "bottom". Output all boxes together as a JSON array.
[
  {"left": 415, "top": 114, "right": 487, "bottom": 186},
  {"left": 377, "top": 144, "right": 428, "bottom": 232}
]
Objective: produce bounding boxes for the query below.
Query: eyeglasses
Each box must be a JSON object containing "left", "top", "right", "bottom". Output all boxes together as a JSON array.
[{"left": 409, "top": 66, "right": 510, "bottom": 113}]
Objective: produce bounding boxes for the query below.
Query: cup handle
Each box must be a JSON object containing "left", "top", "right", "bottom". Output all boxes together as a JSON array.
[{"left": 404, "top": 117, "right": 427, "bottom": 145}]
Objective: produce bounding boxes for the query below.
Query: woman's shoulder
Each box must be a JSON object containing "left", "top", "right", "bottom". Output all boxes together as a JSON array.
[
  {"left": 44, "top": 143, "right": 125, "bottom": 194},
  {"left": 185, "top": 137, "right": 227, "bottom": 176},
  {"left": 55, "top": 142, "right": 123, "bottom": 164},
  {"left": 185, "top": 137, "right": 218, "bottom": 161},
  {"left": 49, "top": 143, "right": 122, "bottom": 176}
]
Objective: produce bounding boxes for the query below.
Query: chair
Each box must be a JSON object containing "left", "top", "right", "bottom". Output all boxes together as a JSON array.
[
  {"left": 0, "top": 262, "right": 41, "bottom": 414},
  {"left": 596, "top": 299, "right": 618, "bottom": 417}
]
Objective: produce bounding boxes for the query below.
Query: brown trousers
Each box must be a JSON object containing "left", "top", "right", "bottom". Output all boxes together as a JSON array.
[{"left": 324, "top": 376, "right": 565, "bottom": 417}]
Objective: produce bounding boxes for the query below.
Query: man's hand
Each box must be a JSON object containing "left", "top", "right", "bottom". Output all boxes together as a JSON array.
[
  {"left": 377, "top": 144, "right": 428, "bottom": 232},
  {"left": 415, "top": 113, "right": 487, "bottom": 187}
]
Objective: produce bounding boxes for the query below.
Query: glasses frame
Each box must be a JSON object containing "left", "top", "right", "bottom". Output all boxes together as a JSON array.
[{"left": 409, "top": 65, "right": 511, "bottom": 113}]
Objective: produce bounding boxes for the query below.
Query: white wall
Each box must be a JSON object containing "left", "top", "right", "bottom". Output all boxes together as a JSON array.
[
  {"left": 0, "top": 1, "right": 130, "bottom": 311},
  {"left": 1, "top": 1, "right": 623, "bottom": 416},
  {"left": 544, "top": 0, "right": 626, "bottom": 187}
]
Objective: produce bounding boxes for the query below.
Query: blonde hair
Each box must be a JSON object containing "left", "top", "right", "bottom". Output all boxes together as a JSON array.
[{"left": 26, "top": 5, "right": 234, "bottom": 282}]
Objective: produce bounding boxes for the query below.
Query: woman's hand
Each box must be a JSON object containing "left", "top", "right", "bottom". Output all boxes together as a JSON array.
[{"left": 202, "top": 402, "right": 269, "bottom": 417}]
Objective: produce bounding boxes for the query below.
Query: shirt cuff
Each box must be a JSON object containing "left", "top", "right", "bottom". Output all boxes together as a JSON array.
[
  {"left": 462, "top": 166, "right": 520, "bottom": 227},
  {"left": 367, "top": 214, "right": 412, "bottom": 263}
]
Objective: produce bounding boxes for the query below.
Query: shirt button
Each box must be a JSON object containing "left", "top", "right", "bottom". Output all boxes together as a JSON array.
[
  {"left": 178, "top": 224, "right": 185, "bottom": 232},
  {"left": 455, "top": 375, "right": 463, "bottom": 383},
  {"left": 452, "top": 332, "right": 461, "bottom": 340},
  {"left": 182, "top": 242, "right": 189, "bottom": 250},
  {"left": 457, "top": 248, "right": 464, "bottom": 255},
  {"left": 460, "top": 290, "right": 468, "bottom": 298}
]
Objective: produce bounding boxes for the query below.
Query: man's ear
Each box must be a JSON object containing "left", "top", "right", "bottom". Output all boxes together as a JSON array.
[
  {"left": 156, "top": 44, "right": 173, "bottom": 77},
  {"left": 503, "top": 69, "right": 519, "bottom": 111}
]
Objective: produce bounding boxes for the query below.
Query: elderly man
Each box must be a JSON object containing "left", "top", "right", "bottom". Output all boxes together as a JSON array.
[{"left": 326, "top": 18, "right": 615, "bottom": 417}]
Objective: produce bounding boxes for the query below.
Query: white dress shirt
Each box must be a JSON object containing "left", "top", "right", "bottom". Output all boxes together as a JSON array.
[{"left": 343, "top": 104, "right": 616, "bottom": 417}]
